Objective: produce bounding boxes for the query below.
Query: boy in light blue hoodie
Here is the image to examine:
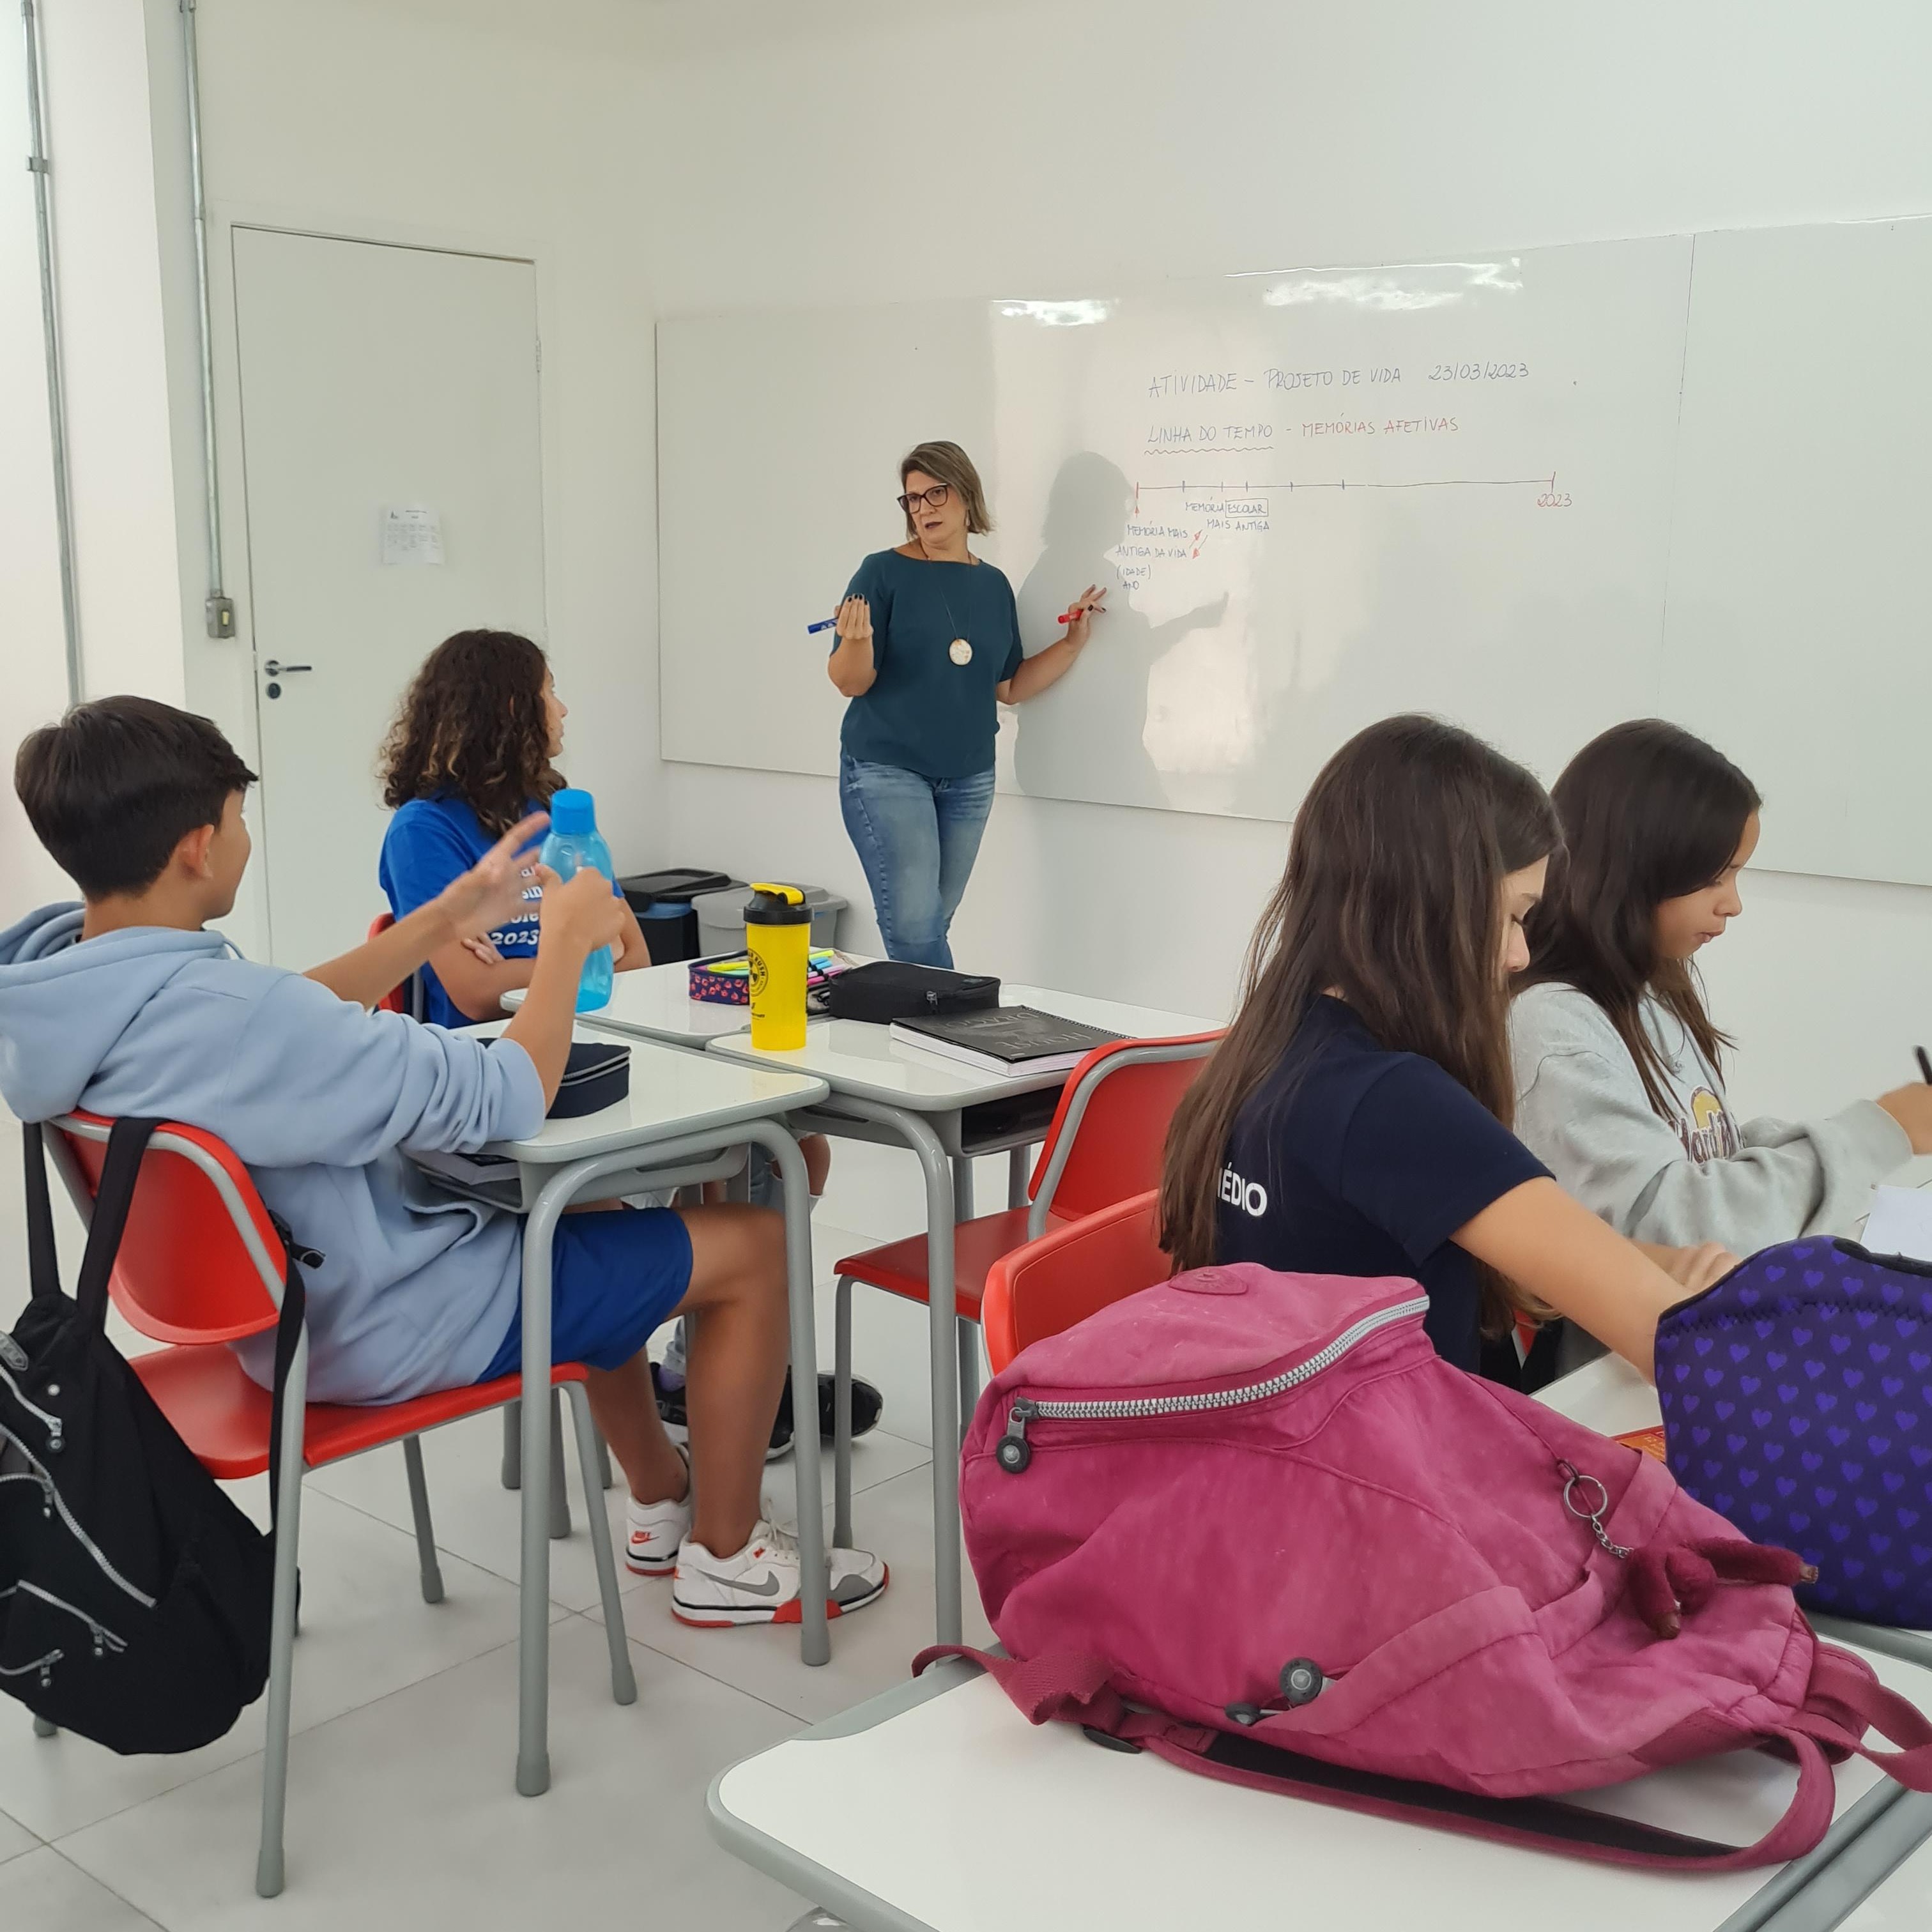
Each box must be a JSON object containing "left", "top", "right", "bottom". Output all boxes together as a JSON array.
[{"left": 1, "top": 697, "right": 885, "bottom": 1627}]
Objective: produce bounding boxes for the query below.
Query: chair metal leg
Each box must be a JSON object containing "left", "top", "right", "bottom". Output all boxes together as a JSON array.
[
  {"left": 833, "top": 1276, "right": 854, "bottom": 1548},
  {"left": 548, "top": 1388, "right": 571, "bottom": 1540},
  {"left": 594, "top": 1427, "right": 615, "bottom": 1492},
  {"left": 502, "top": 1400, "right": 521, "bottom": 1489},
  {"left": 32, "top": 1715, "right": 57, "bottom": 1738},
  {"left": 256, "top": 1337, "right": 309, "bottom": 1899},
  {"left": 958, "top": 1317, "right": 981, "bottom": 1448},
  {"left": 401, "top": 1436, "right": 445, "bottom": 1605},
  {"left": 565, "top": 1381, "right": 637, "bottom": 1706}
]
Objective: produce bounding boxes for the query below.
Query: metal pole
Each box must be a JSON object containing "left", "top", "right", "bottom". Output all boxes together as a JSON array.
[
  {"left": 179, "top": 0, "right": 231, "bottom": 638},
  {"left": 20, "top": 0, "right": 82, "bottom": 702}
]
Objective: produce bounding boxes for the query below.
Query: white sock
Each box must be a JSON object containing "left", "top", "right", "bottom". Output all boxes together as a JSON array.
[{"left": 662, "top": 1317, "right": 689, "bottom": 1387}]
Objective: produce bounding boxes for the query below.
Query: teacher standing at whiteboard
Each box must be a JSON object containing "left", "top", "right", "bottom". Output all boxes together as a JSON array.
[{"left": 827, "top": 440, "right": 1103, "bottom": 966}]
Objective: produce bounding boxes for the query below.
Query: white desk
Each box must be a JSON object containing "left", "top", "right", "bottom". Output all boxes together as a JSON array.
[
  {"left": 1537, "top": 1356, "right": 1932, "bottom": 1677},
  {"left": 706, "top": 983, "right": 1216, "bottom": 1646},
  {"left": 499, "top": 954, "right": 816, "bottom": 1050},
  {"left": 709, "top": 1647, "right": 1932, "bottom": 1932},
  {"left": 433, "top": 1025, "right": 829, "bottom": 1795}
]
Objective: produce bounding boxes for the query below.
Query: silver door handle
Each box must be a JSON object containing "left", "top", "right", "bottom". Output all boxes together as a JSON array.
[{"left": 263, "top": 661, "right": 311, "bottom": 677}]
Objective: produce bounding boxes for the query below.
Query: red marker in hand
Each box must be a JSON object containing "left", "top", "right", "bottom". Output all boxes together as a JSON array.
[{"left": 1059, "top": 586, "right": 1106, "bottom": 627}]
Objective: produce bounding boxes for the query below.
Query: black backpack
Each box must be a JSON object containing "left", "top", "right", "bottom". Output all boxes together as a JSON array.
[{"left": 0, "top": 1119, "right": 305, "bottom": 1753}]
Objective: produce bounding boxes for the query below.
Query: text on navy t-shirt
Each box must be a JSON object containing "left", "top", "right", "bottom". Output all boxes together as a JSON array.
[{"left": 1213, "top": 995, "right": 1550, "bottom": 1372}]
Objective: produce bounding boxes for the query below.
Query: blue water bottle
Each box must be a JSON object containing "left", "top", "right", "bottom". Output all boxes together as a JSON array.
[{"left": 538, "top": 788, "right": 615, "bottom": 1012}]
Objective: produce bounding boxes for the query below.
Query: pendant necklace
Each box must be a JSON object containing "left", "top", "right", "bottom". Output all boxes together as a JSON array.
[{"left": 923, "top": 541, "right": 974, "bottom": 667}]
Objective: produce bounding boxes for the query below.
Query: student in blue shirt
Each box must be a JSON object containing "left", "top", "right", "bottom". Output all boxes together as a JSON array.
[
  {"left": 1158, "top": 716, "right": 1736, "bottom": 1386},
  {"left": 826, "top": 440, "right": 1105, "bottom": 967},
  {"left": 379, "top": 628, "right": 866, "bottom": 1455},
  {"left": 378, "top": 630, "right": 651, "bottom": 1030}
]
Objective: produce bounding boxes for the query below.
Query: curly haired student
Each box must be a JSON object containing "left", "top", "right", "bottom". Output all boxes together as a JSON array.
[{"left": 376, "top": 628, "right": 651, "bottom": 1029}]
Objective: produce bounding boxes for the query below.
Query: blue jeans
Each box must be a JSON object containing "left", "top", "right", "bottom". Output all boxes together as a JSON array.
[{"left": 838, "top": 755, "right": 995, "bottom": 968}]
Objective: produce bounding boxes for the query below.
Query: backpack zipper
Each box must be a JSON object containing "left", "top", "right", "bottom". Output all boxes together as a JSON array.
[
  {"left": 0, "top": 1468, "right": 56, "bottom": 1517},
  {"left": 0, "top": 1361, "right": 63, "bottom": 1455},
  {"left": 996, "top": 1293, "right": 1430, "bottom": 1473},
  {"left": 0, "top": 1648, "right": 63, "bottom": 1689},
  {"left": 5, "top": 1582, "right": 127, "bottom": 1659},
  {"left": 0, "top": 1422, "right": 157, "bottom": 1611}
]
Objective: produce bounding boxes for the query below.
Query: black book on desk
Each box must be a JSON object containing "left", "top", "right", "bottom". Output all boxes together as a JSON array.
[{"left": 889, "top": 1006, "right": 1123, "bottom": 1078}]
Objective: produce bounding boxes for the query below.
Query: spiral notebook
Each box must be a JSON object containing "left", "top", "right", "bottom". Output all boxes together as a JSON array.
[{"left": 889, "top": 1006, "right": 1123, "bottom": 1077}]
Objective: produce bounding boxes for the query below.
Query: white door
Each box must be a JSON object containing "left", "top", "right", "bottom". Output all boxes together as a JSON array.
[{"left": 232, "top": 227, "right": 546, "bottom": 969}]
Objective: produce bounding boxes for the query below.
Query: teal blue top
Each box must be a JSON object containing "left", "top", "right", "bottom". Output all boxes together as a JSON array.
[{"left": 837, "top": 549, "right": 1025, "bottom": 779}]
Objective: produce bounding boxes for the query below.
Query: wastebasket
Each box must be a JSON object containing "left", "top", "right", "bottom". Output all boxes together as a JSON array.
[
  {"left": 693, "top": 884, "right": 847, "bottom": 958},
  {"left": 619, "top": 869, "right": 740, "bottom": 965}
]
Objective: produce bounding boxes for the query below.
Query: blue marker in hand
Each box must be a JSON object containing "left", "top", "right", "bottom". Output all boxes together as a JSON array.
[{"left": 806, "top": 617, "right": 837, "bottom": 634}]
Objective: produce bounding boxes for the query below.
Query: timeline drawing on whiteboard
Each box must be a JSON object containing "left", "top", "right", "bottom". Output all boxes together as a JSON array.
[{"left": 992, "top": 241, "right": 1688, "bottom": 822}]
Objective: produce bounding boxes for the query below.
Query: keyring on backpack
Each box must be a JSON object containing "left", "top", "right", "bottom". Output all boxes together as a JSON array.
[{"left": 1558, "top": 1460, "right": 1631, "bottom": 1560}]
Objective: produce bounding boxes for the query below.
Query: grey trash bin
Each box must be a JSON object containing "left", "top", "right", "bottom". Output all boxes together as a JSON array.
[{"left": 693, "top": 885, "right": 847, "bottom": 957}]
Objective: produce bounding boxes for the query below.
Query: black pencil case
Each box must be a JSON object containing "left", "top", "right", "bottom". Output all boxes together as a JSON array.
[
  {"left": 816, "top": 963, "right": 1000, "bottom": 1024},
  {"left": 547, "top": 1041, "right": 631, "bottom": 1119}
]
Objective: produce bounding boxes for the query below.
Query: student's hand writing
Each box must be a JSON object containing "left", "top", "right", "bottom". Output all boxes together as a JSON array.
[
  {"left": 435, "top": 811, "right": 549, "bottom": 944},
  {"left": 534, "top": 864, "right": 624, "bottom": 960},
  {"left": 1877, "top": 1084, "right": 1932, "bottom": 1154},
  {"left": 1657, "top": 1242, "right": 1742, "bottom": 1294}
]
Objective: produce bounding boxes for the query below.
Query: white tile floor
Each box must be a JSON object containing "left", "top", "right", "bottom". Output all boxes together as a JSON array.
[{"left": 0, "top": 1135, "right": 1004, "bottom": 1931}]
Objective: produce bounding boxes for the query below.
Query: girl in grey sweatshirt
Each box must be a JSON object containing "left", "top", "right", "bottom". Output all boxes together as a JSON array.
[{"left": 1510, "top": 721, "right": 1930, "bottom": 1256}]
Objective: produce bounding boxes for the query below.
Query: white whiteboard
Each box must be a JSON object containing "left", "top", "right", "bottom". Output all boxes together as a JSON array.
[
  {"left": 1666, "top": 220, "right": 1932, "bottom": 887},
  {"left": 658, "top": 220, "right": 1932, "bottom": 884}
]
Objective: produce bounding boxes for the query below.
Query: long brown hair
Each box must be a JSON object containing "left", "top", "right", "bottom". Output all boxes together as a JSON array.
[
  {"left": 1160, "top": 716, "right": 1560, "bottom": 1331},
  {"left": 1519, "top": 719, "right": 1760, "bottom": 1119},
  {"left": 379, "top": 630, "right": 562, "bottom": 836}
]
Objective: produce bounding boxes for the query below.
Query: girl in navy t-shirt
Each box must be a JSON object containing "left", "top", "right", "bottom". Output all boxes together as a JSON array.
[{"left": 1160, "top": 715, "right": 1735, "bottom": 1386}]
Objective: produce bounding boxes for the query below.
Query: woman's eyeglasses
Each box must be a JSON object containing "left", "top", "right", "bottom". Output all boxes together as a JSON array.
[{"left": 897, "top": 483, "right": 953, "bottom": 514}]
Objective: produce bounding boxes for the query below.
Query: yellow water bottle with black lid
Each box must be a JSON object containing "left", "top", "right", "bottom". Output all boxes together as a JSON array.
[{"left": 746, "top": 884, "right": 810, "bottom": 1050}]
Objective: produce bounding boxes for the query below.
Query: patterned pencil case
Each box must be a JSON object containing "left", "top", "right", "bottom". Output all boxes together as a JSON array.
[
  {"left": 688, "top": 951, "right": 841, "bottom": 1007},
  {"left": 1654, "top": 1236, "right": 1932, "bottom": 1630}
]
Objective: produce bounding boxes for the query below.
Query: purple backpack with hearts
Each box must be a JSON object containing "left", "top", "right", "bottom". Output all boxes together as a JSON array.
[{"left": 1655, "top": 1238, "right": 1932, "bottom": 1630}]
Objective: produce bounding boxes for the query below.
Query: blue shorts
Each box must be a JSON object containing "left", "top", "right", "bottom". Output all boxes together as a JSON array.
[{"left": 479, "top": 1206, "right": 693, "bottom": 1380}]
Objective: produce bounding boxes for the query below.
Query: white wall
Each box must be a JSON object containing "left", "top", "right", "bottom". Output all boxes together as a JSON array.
[
  {"left": 10, "top": 0, "right": 1929, "bottom": 1132},
  {"left": 1, "top": 1, "right": 206, "bottom": 919},
  {"left": 637, "top": 0, "right": 1932, "bottom": 1122},
  {"left": 38, "top": 0, "right": 189, "bottom": 709},
  {"left": 180, "top": 0, "right": 667, "bottom": 936},
  {"left": 0, "top": 8, "right": 77, "bottom": 913}
]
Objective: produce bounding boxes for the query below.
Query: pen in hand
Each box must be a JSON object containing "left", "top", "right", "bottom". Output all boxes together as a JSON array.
[{"left": 1916, "top": 1046, "right": 1932, "bottom": 1085}]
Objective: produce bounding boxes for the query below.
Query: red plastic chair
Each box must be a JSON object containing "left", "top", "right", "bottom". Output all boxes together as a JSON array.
[
  {"left": 980, "top": 1189, "right": 1173, "bottom": 1376},
  {"left": 366, "top": 911, "right": 424, "bottom": 1017},
  {"left": 367, "top": 914, "right": 593, "bottom": 1498},
  {"left": 42, "top": 1111, "right": 635, "bottom": 1898},
  {"left": 829, "top": 1031, "right": 1219, "bottom": 1537}
]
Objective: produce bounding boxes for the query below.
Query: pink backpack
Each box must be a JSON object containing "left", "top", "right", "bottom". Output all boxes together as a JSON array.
[{"left": 918, "top": 1264, "right": 1932, "bottom": 1869}]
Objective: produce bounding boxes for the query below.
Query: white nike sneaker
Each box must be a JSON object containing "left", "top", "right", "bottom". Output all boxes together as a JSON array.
[
  {"left": 624, "top": 1455, "right": 693, "bottom": 1577},
  {"left": 671, "top": 1519, "right": 888, "bottom": 1628}
]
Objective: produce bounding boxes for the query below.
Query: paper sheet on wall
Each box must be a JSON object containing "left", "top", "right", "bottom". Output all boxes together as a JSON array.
[
  {"left": 379, "top": 505, "right": 443, "bottom": 567},
  {"left": 1860, "top": 1184, "right": 1932, "bottom": 1262}
]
